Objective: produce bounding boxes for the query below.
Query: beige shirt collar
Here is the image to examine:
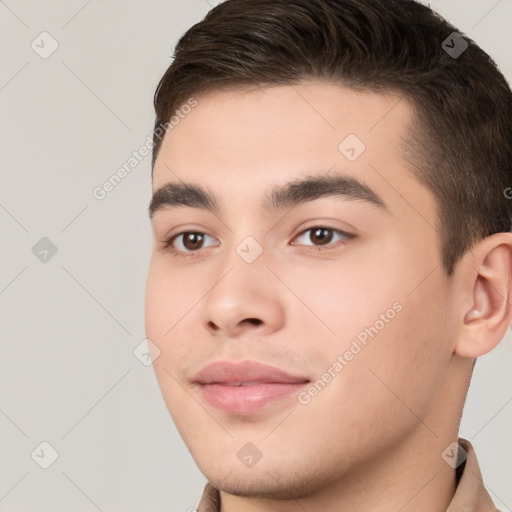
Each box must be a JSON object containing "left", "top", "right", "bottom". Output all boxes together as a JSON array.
[{"left": 197, "top": 438, "right": 499, "bottom": 512}]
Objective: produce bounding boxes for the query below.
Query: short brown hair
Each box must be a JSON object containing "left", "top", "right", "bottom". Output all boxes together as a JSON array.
[{"left": 152, "top": 0, "right": 512, "bottom": 275}]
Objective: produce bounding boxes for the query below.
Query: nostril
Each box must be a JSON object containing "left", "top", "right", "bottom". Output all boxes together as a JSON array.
[
  {"left": 246, "top": 318, "right": 262, "bottom": 326},
  {"left": 207, "top": 321, "right": 220, "bottom": 331}
]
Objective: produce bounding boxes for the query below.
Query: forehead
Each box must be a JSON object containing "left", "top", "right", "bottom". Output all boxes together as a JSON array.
[{"left": 152, "top": 81, "right": 435, "bottom": 226}]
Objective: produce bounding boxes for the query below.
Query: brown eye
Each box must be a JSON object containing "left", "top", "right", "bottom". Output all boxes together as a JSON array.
[
  {"left": 164, "top": 231, "right": 219, "bottom": 255},
  {"left": 309, "top": 228, "right": 334, "bottom": 245},
  {"left": 292, "top": 226, "right": 352, "bottom": 248},
  {"left": 181, "top": 232, "right": 204, "bottom": 251}
]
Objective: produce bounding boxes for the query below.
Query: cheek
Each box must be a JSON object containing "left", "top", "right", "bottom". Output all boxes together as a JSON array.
[
  {"left": 145, "top": 259, "right": 199, "bottom": 337},
  {"left": 344, "top": 276, "right": 453, "bottom": 421},
  {"left": 293, "top": 304, "right": 441, "bottom": 455},
  {"left": 282, "top": 258, "right": 403, "bottom": 350},
  {"left": 145, "top": 260, "right": 200, "bottom": 385},
  {"left": 145, "top": 265, "right": 195, "bottom": 426},
  {"left": 293, "top": 259, "right": 449, "bottom": 415}
]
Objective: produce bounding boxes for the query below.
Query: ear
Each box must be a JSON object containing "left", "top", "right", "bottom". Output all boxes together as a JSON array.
[{"left": 454, "top": 232, "right": 512, "bottom": 358}]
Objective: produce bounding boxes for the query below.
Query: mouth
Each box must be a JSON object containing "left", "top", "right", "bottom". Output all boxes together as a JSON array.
[
  {"left": 219, "top": 381, "right": 279, "bottom": 386},
  {"left": 193, "top": 360, "right": 310, "bottom": 414}
]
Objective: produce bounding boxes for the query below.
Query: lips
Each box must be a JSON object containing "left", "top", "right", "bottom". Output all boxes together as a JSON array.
[
  {"left": 193, "top": 360, "right": 310, "bottom": 414},
  {"left": 193, "top": 360, "right": 309, "bottom": 385}
]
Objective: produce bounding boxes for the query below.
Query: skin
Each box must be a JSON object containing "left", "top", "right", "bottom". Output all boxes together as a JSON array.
[{"left": 145, "top": 81, "right": 512, "bottom": 511}]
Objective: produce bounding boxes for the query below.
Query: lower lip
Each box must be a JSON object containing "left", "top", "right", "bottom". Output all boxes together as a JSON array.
[{"left": 199, "top": 382, "right": 308, "bottom": 414}]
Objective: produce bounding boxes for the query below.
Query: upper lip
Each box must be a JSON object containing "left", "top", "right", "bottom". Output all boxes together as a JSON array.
[{"left": 193, "top": 360, "right": 310, "bottom": 385}]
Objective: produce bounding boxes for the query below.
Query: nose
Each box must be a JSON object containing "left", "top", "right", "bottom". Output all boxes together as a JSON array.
[{"left": 199, "top": 256, "right": 286, "bottom": 339}]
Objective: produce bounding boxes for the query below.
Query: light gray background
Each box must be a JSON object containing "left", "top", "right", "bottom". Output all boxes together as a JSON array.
[{"left": 0, "top": 0, "right": 511, "bottom": 510}]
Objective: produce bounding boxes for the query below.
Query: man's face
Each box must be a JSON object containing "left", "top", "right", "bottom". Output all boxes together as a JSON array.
[{"left": 145, "top": 82, "right": 458, "bottom": 498}]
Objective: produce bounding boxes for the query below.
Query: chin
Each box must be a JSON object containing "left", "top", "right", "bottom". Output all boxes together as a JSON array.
[{"left": 204, "top": 463, "right": 330, "bottom": 501}]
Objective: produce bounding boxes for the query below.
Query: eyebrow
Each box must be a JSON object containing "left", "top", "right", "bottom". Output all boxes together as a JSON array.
[{"left": 148, "top": 173, "right": 389, "bottom": 219}]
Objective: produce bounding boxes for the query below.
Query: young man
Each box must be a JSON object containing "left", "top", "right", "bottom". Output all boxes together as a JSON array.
[{"left": 145, "top": 0, "right": 512, "bottom": 510}]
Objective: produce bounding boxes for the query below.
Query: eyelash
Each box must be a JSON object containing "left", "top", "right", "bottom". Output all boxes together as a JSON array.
[{"left": 161, "top": 226, "right": 354, "bottom": 259}]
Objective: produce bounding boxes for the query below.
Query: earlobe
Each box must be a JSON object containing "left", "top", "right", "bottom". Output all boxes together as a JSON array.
[{"left": 455, "top": 233, "right": 512, "bottom": 358}]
